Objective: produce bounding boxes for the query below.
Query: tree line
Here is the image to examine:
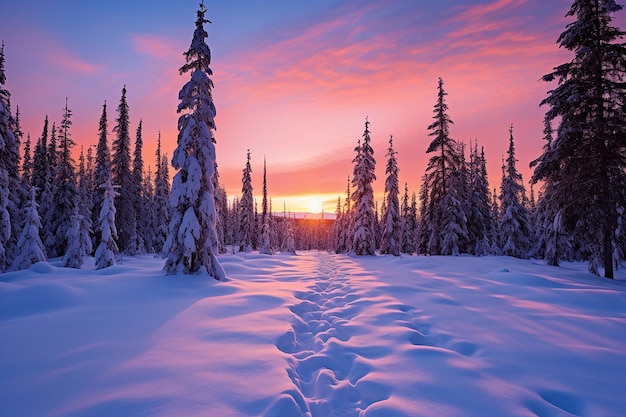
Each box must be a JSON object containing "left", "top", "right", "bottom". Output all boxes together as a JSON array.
[{"left": 1, "top": 0, "right": 625, "bottom": 279}]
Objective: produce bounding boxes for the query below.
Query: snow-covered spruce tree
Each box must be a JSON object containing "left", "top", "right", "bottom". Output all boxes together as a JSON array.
[
  {"left": 211, "top": 157, "right": 225, "bottom": 254},
  {"left": 77, "top": 147, "right": 94, "bottom": 249},
  {"left": 50, "top": 100, "right": 79, "bottom": 259},
  {"left": 130, "top": 119, "right": 145, "bottom": 255},
  {"left": 0, "top": 42, "right": 14, "bottom": 271},
  {"left": 489, "top": 187, "right": 501, "bottom": 254},
  {"left": 467, "top": 142, "right": 493, "bottom": 256},
  {"left": 7, "top": 106, "right": 24, "bottom": 264},
  {"left": 153, "top": 132, "right": 170, "bottom": 255},
  {"left": 253, "top": 200, "right": 260, "bottom": 250},
  {"left": 533, "top": 0, "right": 626, "bottom": 278},
  {"left": 528, "top": 182, "right": 537, "bottom": 219},
  {"left": 0, "top": 167, "right": 8, "bottom": 272},
  {"left": 330, "top": 196, "right": 342, "bottom": 252},
  {"left": 95, "top": 179, "right": 118, "bottom": 269},
  {"left": 260, "top": 156, "right": 272, "bottom": 255},
  {"left": 39, "top": 180, "right": 55, "bottom": 256},
  {"left": 400, "top": 183, "right": 411, "bottom": 253},
  {"left": 40, "top": 123, "right": 57, "bottom": 256},
  {"left": 283, "top": 216, "right": 296, "bottom": 254},
  {"left": 416, "top": 174, "right": 430, "bottom": 255},
  {"left": 228, "top": 196, "right": 240, "bottom": 250},
  {"left": 380, "top": 135, "right": 401, "bottom": 256},
  {"left": 269, "top": 199, "right": 278, "bottom": 251},
  {"left": 164, "top": 3, "right": 225, "bottom": 279},
  {"left": 375, "top": 200, "right": 382, "bottom": 250},
  {"left": 531, "top": 116, "right": 572, "bottom": 265},
  {"left": 140, "top": 166, "right": 156, "bottom": 254},
  {"left": 62, "top": 207, "right": 92, "bottom": 269},
  {"left": 480, "top": 148, "right": 496, "bottom": 253},
  {"left": 11, "top": 188, "right": 46, "bottom": 270},
  {"left": 215, "top": 182, "right": 228, "bottom": 253},
  {"left": 440, "top": 168, "right": 469, "bottom": 256},
  {"left": 21, "top": 133, "right": 32, "bottom": 190},
  {"left": 334, "top": 176, "right": 352, "bottom": 254},
  {"left": 441, "top": 142, "right": 470, "bottom": 255},
  {"left": 351, "top": 118, "right": 377, "bottom": 255},
  {"left": 92, "top": 101, "right": 110, "bottom": 251},
  {"left": 0, "top": 43, "right": 23, "bottom": 270},
  {"left": 439, "top": 143, "right": 469, "bottom": 257},
  {"left": 499, "top": 125, "right": 533, "bottom": 259},
  {"left": 423, "top": 77, "right": 463, "bottom": 255},
  {"left": 47, "top": 122, "right": 58, "bottom": 180},
  {"left": 32, "top": 116, "right": 49, "bottom": 203},
  {"left": 239, "top": 149, "right": 255, "bottom": 253},
  {"left": 111, "top": 85, "right": 135, "bottom": 252},
  {"left": 409, "top": 192, "right": 418, "bottom": 252}
]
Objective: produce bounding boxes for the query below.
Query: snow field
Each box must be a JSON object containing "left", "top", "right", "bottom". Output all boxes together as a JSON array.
[{"left": 1, "top": 252, "right": 625, "bottom": 416}]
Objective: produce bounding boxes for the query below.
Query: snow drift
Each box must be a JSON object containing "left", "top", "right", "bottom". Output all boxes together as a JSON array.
[{"left": 1, "top": 252, "right": 625, "bottom": 417}]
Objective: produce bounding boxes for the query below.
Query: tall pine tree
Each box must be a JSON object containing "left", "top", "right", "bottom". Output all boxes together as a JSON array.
[
  {"left": 32, "top": 116, "right": 49, "bottom": 203},
  {"left": 467, "top": 142, "right": 493, "bottom": 256},
  {"left": 499, "top": 125, "right": 532, "bottom": 259},
  {"left": 0, "top": 41, "right": 14, "bottom": 271},
  {"left": 532, "top": 116, "right": 573, "bottom": 264},
  {"left": 533, "top": 0, "right": 626, "bottom": 277},
  {"left": 21, "top": 133, "right": 32, "bottom": 191},
  {"left": 141, "top": 166, "right": 156, "bottom": 254},
  {"left": 50, "top": 100, "right": 79, "bottom": 258},
  {"left": 422, "top": 78, "right": 463, "bottom": 255},
  {"left": 40, "top": 123, "right": 57, "bottom": 257},
  {"left": 260, "top": 156, "right": 272, "bottom": 255},
  {"left": 7, "top": 106, "right": 24, "bottom": 263},
  {"left": 153, "top": 132, "right": 170, "bottom": 255},
  {"left": 93, "top": 101, "right": 111, "bottom": 251},
  {"left": 400, "top": 183, "right": 416, "bottom": 254},
  {"left": 164, "top": 2, "right": 225, "bottom": 278},
  {"left": 130, "top": 119, "right": 145, "bottom": 254},
  {"left": 77, "top": 147, "right": 94, "bottom": 243},
  {"left": 380, "top": 135, "right": 401, "bottom": 256},
  {"left": 351, "top": 118, "right": 377, "bottom": 255},
  {"left": 112, "top": 85, "right": 134, "bottom": 252},
  {"left": 239, "top": 149, "right": 255, "bottom": 253}
]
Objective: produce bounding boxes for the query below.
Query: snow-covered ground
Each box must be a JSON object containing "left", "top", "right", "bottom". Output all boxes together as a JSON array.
[{"left": 1, "top": 252, "right": 625, "bottom": 417}]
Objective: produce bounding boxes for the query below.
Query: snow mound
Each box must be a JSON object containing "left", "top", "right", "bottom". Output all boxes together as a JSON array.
[
  {"left": 29, "top": 261, "right": 53, "bottom": 274},
  {"left": 0, "top": 282, "right": 81, "bottom": 320}
]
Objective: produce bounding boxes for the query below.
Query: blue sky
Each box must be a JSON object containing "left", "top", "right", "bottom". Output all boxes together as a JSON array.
[{"left": 2, "top": 0, "right": 623, "bottom": 212}]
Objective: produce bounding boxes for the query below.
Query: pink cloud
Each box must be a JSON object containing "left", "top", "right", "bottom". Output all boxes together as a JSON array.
[
  {"left": 449, "top": 0, "right": 529, "bottom": 22},
  {"left": 40, "top": 37, "right": 102, "bottom": 75},
  {"left": 50, "top": 52, "right": 100, "bottom": 74},
  {"left": 131, "top": 35, "right": 180, "bottom": 60}
]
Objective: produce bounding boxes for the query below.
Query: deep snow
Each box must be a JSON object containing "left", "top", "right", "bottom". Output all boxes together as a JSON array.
[{"left": 1, "top": 252, "right": 625, "bottom": 417}]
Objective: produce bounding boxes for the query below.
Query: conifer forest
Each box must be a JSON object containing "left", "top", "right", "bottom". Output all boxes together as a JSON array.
[{"left": 2, "top": 1, "right": 626, "bottom": 279}]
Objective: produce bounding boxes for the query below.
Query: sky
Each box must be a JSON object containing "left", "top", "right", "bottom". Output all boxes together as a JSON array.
[{"left": 2, "top": 0, "right": 625, "bottom": 214}]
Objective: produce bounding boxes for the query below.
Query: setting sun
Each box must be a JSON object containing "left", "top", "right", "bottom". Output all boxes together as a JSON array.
[
  {"left": 270, "top": 194, "right": 336, "bottom": 215},
  {"left": 305, "top": 197, "right": 324, "bottom": 214}
]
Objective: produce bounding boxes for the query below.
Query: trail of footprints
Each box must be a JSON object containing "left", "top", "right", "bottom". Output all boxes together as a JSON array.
[{"left": 273, "top": 253, "right": 480, "bottom": 417}]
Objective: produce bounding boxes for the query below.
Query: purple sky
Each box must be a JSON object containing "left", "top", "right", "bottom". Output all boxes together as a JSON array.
[{"left": 2, "top": 0, "right": 624, "bottom": 213}]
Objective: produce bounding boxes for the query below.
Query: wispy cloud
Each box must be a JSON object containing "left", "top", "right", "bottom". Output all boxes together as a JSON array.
[
  {"left": 449, "top": 0, "right": 529, "bottom": 22},
  {"left": 131, "top": 34, "right": 180, "bottom": 60},
  {"left": 46, "top": 40, "right": 102, "bottom": 75}
]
